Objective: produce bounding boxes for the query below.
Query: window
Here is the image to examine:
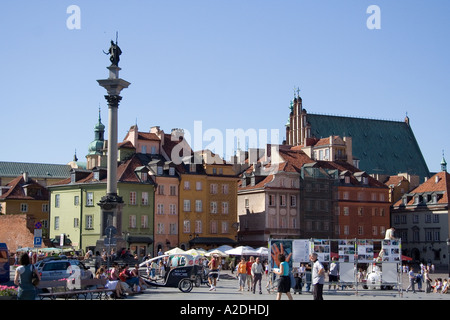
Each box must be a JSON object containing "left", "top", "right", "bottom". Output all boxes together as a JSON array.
[
  {"left": 344, "top": 225, "right": 349, "bottom": 235},
  {"left": 142, "top": 192, "right": 148, "bottom": 205},
  {"left": 157, "top": 204, "right": 164, "bottom": 215},
  {"left": 210, "top": 221, "right": 217, "bottom": 234},
  {"left": 269, "top": 194, "right": 276, "bottom": 206},
  {"left": 358, "top": 225, "right": 364, "bottom": 236},
  {"left": 210, "top": 184, "right": 218, "bottom": 194},
  {"left": 343, "top": 207, "right": 349, "bottom": 216},
  {"left": 85, "top": 215, "right": 93, "bottom": 229},
  {"left": 42, "top": 204, "right": 49, "bottom": 212},
  {"left": 195, "top": 200, "right": 202, "bottom": 212},
  {"left": 129, "top": 191, "right": 136, "bottom": 205},
  {"left": 54, "top": 216, "right": 60, "bottom": 230},
  {"left": 290, "top": 195, "right": 296, "bottom": 207},
  {"left": 279, "top": 195, "right": 286, "bottom": 207},
  {"left": 195, "top": 220, "right": 202, "bottom": 233},
  {"left": 157, "top": 166, "right": 163, "bottom": 175},
  {"left": 141, "top": 215, "right": 148, "bottom": 228},
  {"left": 170, "top": 186, "right": 177, "bottom": 196},
  {"left": 183, "top": 200, "right": 191, "bottom": 212},
  {"left": 169, "top": 167, "right": 175, "bottom": 176},
  {"left": 245, "top": 199, "right": 249, "bottom": 208},
  {"left": 158, "top": 185, "right": 164, "bottom": 195},
  {"left": 55, "top": 194, "right": 60, "bottom": 208},
  {"left": 222, "top": 184, "right": 229, "bottom": 194},
  {"left": 210, "top": 201, "right": 217, "bottom": 214},
  {"left": 183, "top": 220, "right": 190, "bottom": 233},
  {"left": 169, "top": 204, "right": 176, "bottom": 215},
  {"left": 196, "top": 181, "right": 202, "bottom": 191},
  {"left": 141, "top": 145, "right": 147, "bottom": 154},
  {"left": 86, "top": 192, "right": 94, "bottom": 206},
  {"left": 157, "top": 223, "right": 164, "bottom": 234},
  {"left": 222, "top": 202, "right": 229, "bottom": 214},
  {"left": 20, "top": 203, "right": 28, "bottom": 212},
  {"left": 129, "top": 215, "right": 137, "bottom": 228},
  {"left": 74, "top": 196, "right": 79, "bottom": 206},
  {"left": 221, "top": 221, "right": 229, "bottom": 234},
  {"left": 141, "top": 172, "right": 148, "bottom": 181},
  {"left": 169, "top": 223, "right": 177, "bottom": 235},
  {"left": 74, "top": 218, "right": 79, "bottom": 228},
  {"left": 184, "top": 181, "right": 190, "bottom": 190}
]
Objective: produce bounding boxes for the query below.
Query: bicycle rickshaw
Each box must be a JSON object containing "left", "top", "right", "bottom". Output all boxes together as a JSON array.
[{"left": 139, "top": 253, "right": 205, "bottom": 293}]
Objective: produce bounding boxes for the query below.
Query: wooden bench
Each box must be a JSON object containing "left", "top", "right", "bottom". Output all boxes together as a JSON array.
[
  {"left": 37, "top": 280, "right": 70, "bottom": 300},
  {"left": 37, "top": 278, "right": 115, "bottom": 300},
  {"left": 71, "top": 278, "right": 115, "bottom": 300}
]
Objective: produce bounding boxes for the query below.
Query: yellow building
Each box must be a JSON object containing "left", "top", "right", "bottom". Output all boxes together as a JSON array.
[{"left": 179, "top": 152, "right": 238, "bottom": 250}]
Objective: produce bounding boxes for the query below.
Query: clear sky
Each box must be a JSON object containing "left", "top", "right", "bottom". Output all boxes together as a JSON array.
[{"left": 0, "top": 0, "right": 449, "bottom": 174}]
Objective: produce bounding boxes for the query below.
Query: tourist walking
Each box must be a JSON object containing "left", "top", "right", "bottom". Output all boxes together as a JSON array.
[
  {"left": 273, "top": 254, "right": 293, "bottom": 300},
  {"left": 251, "top": 257, "right": 263, "bottom": 294},
  {"left": 310, "top": 253, "right": 325, "bottom": 300},
  {"left": 406, "top": 268, "right": 416, "bottom": 293},
  {"left": 237, "top": 258, "right": 247, "bottom": 291}
]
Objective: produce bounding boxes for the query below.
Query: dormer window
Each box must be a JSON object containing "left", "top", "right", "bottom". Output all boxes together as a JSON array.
[
  {"left": 345, "top": 176, "right": 350, "bottom": 184},
  {"left": 157, "top": 166, "right": 163, "bottom": 175},
  {"left": 141, "top": 172, "right": 148, "bottom": 181},
  {"left": 169, "top": 167, "right": 175, "bottom": 176},
  {"left": 94, "top": 171, "right": 100, "bottom": 181}
]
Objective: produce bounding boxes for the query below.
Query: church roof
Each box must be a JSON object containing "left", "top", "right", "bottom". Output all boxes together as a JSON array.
[
  {"left": 305, "top": 114, "right": 430, "bottom": 180},
  {"left": 0, "top": 161, "right": 71, "bottom": 180}
]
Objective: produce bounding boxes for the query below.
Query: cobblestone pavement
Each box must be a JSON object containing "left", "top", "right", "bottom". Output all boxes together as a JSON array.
[{"left": 124, "top": 270, "right": 450, "bottom": 301}]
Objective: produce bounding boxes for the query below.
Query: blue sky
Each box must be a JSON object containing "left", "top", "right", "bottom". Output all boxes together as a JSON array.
[{"left": 0, "top": 0, "right": 449, "bottom": 174}]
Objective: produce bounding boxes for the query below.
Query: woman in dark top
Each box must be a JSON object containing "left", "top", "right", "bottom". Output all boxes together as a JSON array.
[{"left": 14, "top": 252, "right": 40, "bottom": 300}]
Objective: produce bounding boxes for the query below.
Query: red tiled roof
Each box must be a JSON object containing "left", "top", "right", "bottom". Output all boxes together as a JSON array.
[
  {"left": 393, "top": 171, "right": 450, "bottom": 206},
  {"left": 0, "top": 176, "right": 48, "bottom": 200}
]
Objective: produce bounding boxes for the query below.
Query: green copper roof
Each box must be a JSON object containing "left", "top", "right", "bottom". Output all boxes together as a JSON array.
[
  {"left": 0, "top": 161, "right": 72, "bottom": 179},
  {"left": 306, "top": 114, "right": 430, "bottom": 180}
]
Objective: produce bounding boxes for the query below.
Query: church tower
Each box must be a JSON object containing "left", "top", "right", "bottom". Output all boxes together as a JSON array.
[
  {"left": 286, "top": 88, "right": 308, "bottom": 146},
  {"left": 86, "top": 108, "right": 106, "bottom": 169}
]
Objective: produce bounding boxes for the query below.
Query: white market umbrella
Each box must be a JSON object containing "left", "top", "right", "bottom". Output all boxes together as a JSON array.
[
  {"left": 184, "top": 248, "right": 205, "bottom": 256},
  {"left": 255, "top": 247, "right": 269, "bottom": 256},
  {"left": 164, "top": 247, "right": 185, "bottom": 255},
  {"left": 205, "top": 249, "right": 229, "bottom": 257},
  {"left": 211, "top": 245, "right": 233, "bottom": 253},
  {"left": 225, "top": 246, "right": 258, "bottom": 256}
]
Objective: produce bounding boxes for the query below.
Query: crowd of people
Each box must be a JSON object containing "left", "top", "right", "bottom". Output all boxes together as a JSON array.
[{"left": 405, "top": 263, "right": 449, "bottom": 294}]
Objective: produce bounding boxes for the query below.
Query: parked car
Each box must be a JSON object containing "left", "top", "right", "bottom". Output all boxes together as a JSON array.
[{"left": 38, "top": 259, "right": 93, "bottom": 281}]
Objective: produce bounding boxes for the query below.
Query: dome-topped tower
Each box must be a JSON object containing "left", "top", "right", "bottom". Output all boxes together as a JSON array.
[
  {"left": 88, "top": 108, "right": 105, "bottom": 156},
  {"left": 86, "top": 108, "right": 106, "bottom": 169}
]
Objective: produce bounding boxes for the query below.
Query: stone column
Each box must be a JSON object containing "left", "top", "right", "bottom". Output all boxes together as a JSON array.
[{"left": 96, "top": 65, "right": 130, "bottom": 236}]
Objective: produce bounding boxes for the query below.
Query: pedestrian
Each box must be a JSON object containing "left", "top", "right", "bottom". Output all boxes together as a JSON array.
[
  {"left": 273, "top": 253, "right": 293, "bottom": 300},
  {"left": 310, "top": 252, "right": 325, "bottom": 300},
  {"left": 424, "top": 269, "right": 432, "bottom": 293},
  {"left": 14, "top": 252, "right": 40, "bottom": 300},
  {"left": 237, "top": 258, "right": 247, "bottom": 291},
  {"left": 94, "top": 251, "right": 102, "bottom": 273},
  {"left": 415, "top": 272, "right": 423, "bottom": 292},
  {"left": 406, "top": 268, "right": 416, "bottom": 293},
  {"left": 328, "top": 256, "right": 339, "bottom": 290},
  {"left": 251, "top": 256, "right": 263, "bottom": 294},
  {"left": 208, "top": 255, "right": 219, "bottom": 291},
  {"left": 246, "top": 256, "right": 254, "bottom": 291}
]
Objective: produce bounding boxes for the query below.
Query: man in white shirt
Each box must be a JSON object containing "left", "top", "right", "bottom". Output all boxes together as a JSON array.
[
  {"left": 251, "top": 257, "right": 263, "bottom": 294},
  {"left": 309, "top": 253, "right": 325, "bottom": 300}
]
